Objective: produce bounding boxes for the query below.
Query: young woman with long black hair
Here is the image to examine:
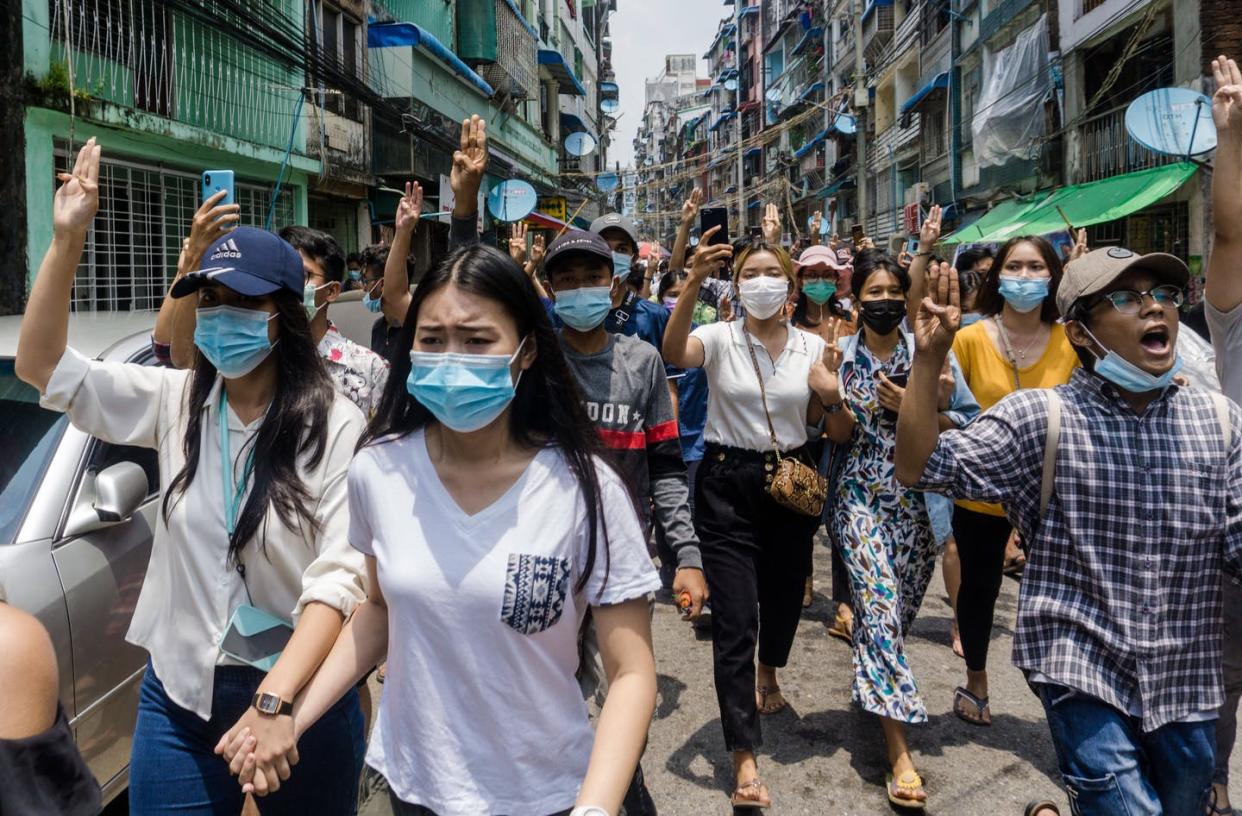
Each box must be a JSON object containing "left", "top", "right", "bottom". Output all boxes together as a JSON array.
[
  {"left": 16, "top": 140, "right": 368, "bottom": 814},
  {"left": 219, "top": 244, "right": 660, "bottom": 816}
]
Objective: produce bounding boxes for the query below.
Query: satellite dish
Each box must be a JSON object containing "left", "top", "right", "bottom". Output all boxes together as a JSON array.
[
  {"left": 564, "top": 131, "right": 597, "bottom": 157},
  {"left": 833, "top": 112, "right": 856, "bottom": 135},
  {"left": 644, "top": 157, "right": 655, "bottom": 166},
  {"left": 486, "top": 179, "right": 538, "bottom": 222},
  {"left": 1125, "top": 87, "right": 1216, "bottom": 157},
  {"left": 766, "top": 87, "right": 781, "bottom": 102},
  {"left": 600, "top": 98, "right": 621, "bottom": 114},
  {"left": 597, "top": 172, "right": 619, "bottom": 193},
  {"left": 724, "top": 78, "right": 739, "bottom": 92}
]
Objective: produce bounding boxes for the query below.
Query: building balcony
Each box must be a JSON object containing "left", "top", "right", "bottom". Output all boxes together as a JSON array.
[
  {"left": 1072, "top": 105, "right": 1180, "bottom": 184},
  {"left": 458, "top": 0, "right": 539, "bottom": 100},
  {"left": 862, "top": 1, "right": 895, "bottom": 63}
]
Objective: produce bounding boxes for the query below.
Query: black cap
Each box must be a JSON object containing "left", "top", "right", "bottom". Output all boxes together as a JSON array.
[{"left": 543, "top": 230, "right": 615, "bottom": 275}]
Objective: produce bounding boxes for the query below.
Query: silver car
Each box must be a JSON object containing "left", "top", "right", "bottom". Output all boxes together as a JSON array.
[{"left": 0, "top": 312, "right": 160, "bottom": 807}]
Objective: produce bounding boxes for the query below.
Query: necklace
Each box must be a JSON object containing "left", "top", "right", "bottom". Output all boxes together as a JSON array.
[{"left": 994, "top": 316, "right": 1047, "bottom": 390}]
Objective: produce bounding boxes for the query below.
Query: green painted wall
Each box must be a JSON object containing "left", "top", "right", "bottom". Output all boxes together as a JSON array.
[{"left": 377, "top": 0, "right": 457, "bottom": 44}]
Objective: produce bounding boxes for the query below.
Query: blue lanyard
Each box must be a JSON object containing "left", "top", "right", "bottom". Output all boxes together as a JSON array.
[{"left": 218, "top": 389, "right": 255, "bottom": 538}]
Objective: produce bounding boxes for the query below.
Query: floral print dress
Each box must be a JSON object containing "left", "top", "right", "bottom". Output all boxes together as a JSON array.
[{"left": 833, "top": 334, "right": 938, "bottom": 723}]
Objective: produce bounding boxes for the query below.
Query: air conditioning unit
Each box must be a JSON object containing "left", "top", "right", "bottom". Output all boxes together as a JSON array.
[{"left": 905, "top": 182, "right": 930, "bottom": 206}]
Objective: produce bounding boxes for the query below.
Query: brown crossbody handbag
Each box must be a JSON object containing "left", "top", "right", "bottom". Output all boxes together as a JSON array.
[{"left": 741, "top": 325, "right": 829, "bottom": 517}]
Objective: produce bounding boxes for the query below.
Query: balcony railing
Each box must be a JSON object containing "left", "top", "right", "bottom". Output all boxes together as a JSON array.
[
  {"left": 477, "top": 0, "right": 539, "bottom": 99},
  {"left": 1074, "top": 105, "right": 1179, "bottom": 184},
  {"left": 863, "top": 3, "right": 894, "bottom": 62}
]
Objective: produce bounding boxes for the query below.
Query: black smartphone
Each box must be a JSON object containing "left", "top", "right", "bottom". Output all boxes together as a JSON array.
[
  {"left": 700, "top": 207, "right": 730, "bottom": 246},
  {"left": 851, "top": 223, "right": 866, "bottom": 245},
  {"left": 881, "top": 371, "right": 909, "bottom": 420}
]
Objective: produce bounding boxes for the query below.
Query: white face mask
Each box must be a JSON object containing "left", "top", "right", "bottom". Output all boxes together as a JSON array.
[{"left": 738, "top": 276, "right": 789, "bottom": 320}]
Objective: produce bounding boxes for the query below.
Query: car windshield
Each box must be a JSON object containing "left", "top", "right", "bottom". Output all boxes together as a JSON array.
[{"left": 0, "top": 359, "right": 67, "bottom": 545}]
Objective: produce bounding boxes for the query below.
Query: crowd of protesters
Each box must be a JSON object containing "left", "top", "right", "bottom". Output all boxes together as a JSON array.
[{"left": 3, "top": 55, "right": 1242, "bottom": 816}]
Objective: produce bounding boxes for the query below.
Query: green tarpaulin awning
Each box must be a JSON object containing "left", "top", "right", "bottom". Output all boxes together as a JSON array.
[
  {"left": 942, "top": 162, "right": 1199, "bottom": 246},
  {"left": 942, "top": 195, "right": 1051, "bottom": 246}
]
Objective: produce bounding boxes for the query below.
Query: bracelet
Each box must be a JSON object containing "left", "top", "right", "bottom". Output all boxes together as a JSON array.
[
  {"left": 569, "top": 808, "right": 610, "bottom": 816},
  {"left": 915, "top": 251, "right": 932, "bottom": 258}
]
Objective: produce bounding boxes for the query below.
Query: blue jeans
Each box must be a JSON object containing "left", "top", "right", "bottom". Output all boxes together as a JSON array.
[
  {"left": 1037, "top": 683, "right": 1215, "bottom": 815},
  {"left": 129, "top": 663, "right": 364, "bottom": 816}
]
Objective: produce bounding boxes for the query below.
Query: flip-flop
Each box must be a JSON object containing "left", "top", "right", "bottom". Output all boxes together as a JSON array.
[
  {"left": 802, "top": 577, "right": 814, "bottom": 608},
  {"left": 756, "top": 685, "right": 788, "bottom": 715},
  {"left": 953, "top": 686, "right": 991, "bottom": 726},
  {"left": 1024, "top": 800, "right": 1060, "bottom": 816},
  {"left": 826, "top": 613, "right": 853, "bottom": 645},
  {"left": 1208, "top": 786, "right": 1236, "bottom": 816},
  {"left": 886, "top": 770, "right": 927, "bottom": 810},
  {"left": 730, "top": 778, "right": 771, "bottom": 809}
]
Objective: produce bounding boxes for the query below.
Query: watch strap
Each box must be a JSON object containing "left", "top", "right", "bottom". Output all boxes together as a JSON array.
[{"left": 251, "top": 691, "right": 293, "bottom": 716}]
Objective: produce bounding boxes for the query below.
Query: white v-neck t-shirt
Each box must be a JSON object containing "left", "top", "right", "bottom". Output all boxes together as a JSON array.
[{"left": 348, "top": 430, "right": 660, "bottom": 816}]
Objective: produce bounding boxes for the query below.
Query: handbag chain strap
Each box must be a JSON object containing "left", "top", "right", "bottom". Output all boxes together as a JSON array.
[
  {"left": 993, "top": 316, "right": 1024, "bottom": 392},
  {"left": 741, "top": 323, "right": 784, "bottom": 461}
]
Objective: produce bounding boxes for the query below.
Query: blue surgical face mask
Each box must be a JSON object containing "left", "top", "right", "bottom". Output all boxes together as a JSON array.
[
  {"left": 612, "top": 252, "right": 632, "bottom": 279},
  {"left": 194, "top": 305, "right": 277, "bottom": 378},
  {"left": 1083, "top": 325, "right": 1183, "bottom": 394},
  {"left": 348, "top": 269, "right": 361, "bottom": 282},
  {"left": 405, "top": 339, "right": 528, "bottom": 433},
  {"left": 998, "top": 276, "right": 1049, "bottom": 313},
  {"left": 961, "top": 312, "right": 983, "bottom": 327},
  {"left": 362, "top": 282, "right": 382, "bottom": 313},
  {"left": 554, "top": 285, "right": 614, "bottom": 331},
  {"left": 303, "top": 282, "right": 333, "bottom": 320}
]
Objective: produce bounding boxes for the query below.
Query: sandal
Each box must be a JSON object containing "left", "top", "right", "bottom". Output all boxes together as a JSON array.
[
  {"left": 756, "top": 685, "right": 788, "bottom": 715},
  {"left": 886, "top": 770, "right": 927, "bottom": 810},
  {"left": 730, "top": 778, "right": 771, "bottom": 810},
  {"left": 826, "top": 613, "right": 853, "bottom": 645},
  {"left": 1208, "top": 786, "right": 1236, "bottom": 816},
  {"left": 1024, "top": 800, "right": 1061, "bottom": 816},
  {"left": 1003, "top": 552, "right": 1027, "bottom": 576},
  {"left": 802, "top": 576, "right": 814, "bottom": 608},
  {"left": 953, "top": 686, "right": 991, "bottom": 726}
]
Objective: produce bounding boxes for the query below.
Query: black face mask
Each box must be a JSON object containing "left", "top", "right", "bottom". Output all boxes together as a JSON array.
[{"left": 859, "top": 298, "right": 906, "bottom": 335}]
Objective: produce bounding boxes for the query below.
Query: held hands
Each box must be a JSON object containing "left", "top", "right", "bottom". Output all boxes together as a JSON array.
[
  {"left": 672, "top": 568, "right": 709, "bottom": 619},
  {"left": 450, "top": 115, "right": 489, "bottom": 211},
  {"left": 681, "top": 188, "right": 703, "bottom": 224},
  {"left": 215, "top": 708, "right": 299, "bottom": 796},
  {"left": 919, "top": 204, "right": 943, "bottom": 250},
  {"left": 396, "top": 181, "right": 423, "bottom": 235},
  {"left": 54, "top": 138, "right": 102, "bottom": 235},
  {"left": 914, "top": 261, "right": 961, "bottom": 358},
  {"left": 762, "top": 203, "right": 782, "bottom": 244},
  {"left": 1212, "top": 56, "right": 1242, "bottom": 141},
  {"left": 689, "top": 227, "right": 732, "bottom": 284}
]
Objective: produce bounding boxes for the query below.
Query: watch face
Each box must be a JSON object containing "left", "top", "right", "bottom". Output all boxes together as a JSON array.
[{"left": 257, "top": 692, "right": 280, "bottom": 714}]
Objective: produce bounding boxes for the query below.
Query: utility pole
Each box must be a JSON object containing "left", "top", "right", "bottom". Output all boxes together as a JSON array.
[
  {"left": 853, "top": 0, "right": 868, "bottom": 229},
  {"left": 735, "top": 0, "right": 746, "bottom": 232}
]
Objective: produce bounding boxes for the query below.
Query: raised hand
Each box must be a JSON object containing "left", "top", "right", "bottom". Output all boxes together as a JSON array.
[
  {"left": 54, "top": 137, "right": 101, "bottom": 235},
  {"left": 508, "top": 220, "right": 529, "bottom": 265},
  {"left": 762, "top": 203, "right": 782, "bottom": 244},
  {"left": 396, "top": 181, "right": 423, "bottom": 235},
  {"left": 919, "top": 204, "right": 943, "bottom": 250},
  {"left": 1069, "top": 227, "right": 1089, "bottom": 261},
  {"left": 1212, "top": 56, "right": 1242, "bottom": 140},
  {"left": 681, "top": 188, "right": 703, "bottom": 224},
  {"left": 914, "top": 261, "right": 961, "bottom": 357},
  {"left": 690, "top": 227, "right": 733, "bottom": 283},
  {"left": 809, "top": 332, "right": 843, "bottom": 407},
  {"left": 529, "top": 232, "right": 546, "bottom": 266},
  {"left": 450, "top": 115, "right": 489, "bottom": 210},
  {"left": 180, "top": 189, "right": 242, "bottom": 275},
  {"left": 810, "top": 210, "right": 823, "bottom": 236}
]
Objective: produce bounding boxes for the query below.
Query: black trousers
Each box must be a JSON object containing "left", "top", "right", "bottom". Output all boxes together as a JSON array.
[
  {"left": 951, "top": 504, "right": 1013, "bottom": 672},
  {"left": 696, "top": 444, "right": 819, "bottom": 752}
]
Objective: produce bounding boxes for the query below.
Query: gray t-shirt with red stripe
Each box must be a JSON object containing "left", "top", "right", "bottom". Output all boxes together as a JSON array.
[{"left": 558, "top": 332, "right": 701, "bottom": 570}]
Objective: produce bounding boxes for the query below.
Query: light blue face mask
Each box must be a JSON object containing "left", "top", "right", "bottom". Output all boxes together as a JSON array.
[
  {"left": 961, "top": 312, "right": 983, "bottom": 327},
  {"left": 303, "top": 282, "right": 333, "bottom": 320},
  {"left": 406, "top": 339, "right": 528, "bottom": 433},
  {"left": 194, "top": 305, "right": 277, "bottom": 378},
  {"left": 802, "top": 279, "right": 837, "bottom": 305},
  {"left": 554, "top": 285, "right": 614, "bottom": 331},
  {"left": 1083, "top": 326, "right": 1183, "bottom": 393},
  {"left": 362, "top": 282, "right": 382, "bottom": 313},
  {"left": 612, "top": 252, "right": 632, "bottom": 279},
  {"left": 347, "top": 269, "right": 362, "bottom": 282},
  {"left": 998, "top": 276, "right": 1049, "bottom": 313}
]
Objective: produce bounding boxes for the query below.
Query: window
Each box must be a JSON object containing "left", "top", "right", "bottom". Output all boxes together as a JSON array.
[
  {"left": 309, "top": 3, "right": 365, "bottom": 121},
  {"left": 54, "top": 143, "right": 295, "bottom": 312}
]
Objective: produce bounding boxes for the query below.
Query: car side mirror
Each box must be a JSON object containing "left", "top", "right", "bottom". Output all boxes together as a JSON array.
[{"left": 64, "top": 461, "right": 150, "bottom": 538}]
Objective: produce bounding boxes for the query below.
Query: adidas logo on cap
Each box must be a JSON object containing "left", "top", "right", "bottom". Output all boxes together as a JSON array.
[{"left": 211, "top": 238, "right": 243, "bottom": 260}]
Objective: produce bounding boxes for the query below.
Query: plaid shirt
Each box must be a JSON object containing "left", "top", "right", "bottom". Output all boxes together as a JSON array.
[{"left": 916, "top": 368, "right": 1242, "bottom": 731}]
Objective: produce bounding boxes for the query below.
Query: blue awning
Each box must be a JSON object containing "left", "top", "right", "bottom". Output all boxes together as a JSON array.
[
  {"left": 560, "top": 112, "right": 592, "bottom": 136},
  {"left": 748, "top": 200, "right": 762, "bottom": 209},
  {"left": 710, "top": 111, "right": 737, "bottom": 131},
  {"left": 740, "top": 5, "right": 760, "bottom": 18},
  {"left": 900, "top": 72, "right": 949, "bottom": 114},
  {"left": 724, "top": 184, "right": 737, "bottom": 193},
  {"left": 368, "top": 22, "right": 494, "bottom": 98},
  {"left": 539, "top": 49, "right": 587, "bottom": 96},
  {"left": 791, "top": 26, "right": 823, "bottom": 56},
  {"left": 745, "top": 146, "right": 762, "bottom": 158},
  {"left": 797, "top": 81, "right": 826, "bottom": 104},
  {"left": 816, "top": 176, "right": 855, "bottom": 197},
  {"left": 701, "top": 83, "right": 721, "bottom": 98},
  {"left": 862, "top": 0, "right": 894, "bottom": 23},
  {"left": 794, "top": 127, "right": 831, "bottom": 159}
]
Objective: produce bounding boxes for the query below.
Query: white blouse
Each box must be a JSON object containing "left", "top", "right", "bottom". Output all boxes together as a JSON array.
[
  {"left": 691, "top": 320, "right": 827, "bottom": 452},
  {"left": 40, "top": 347, "right": 368, "bottom": 719}
]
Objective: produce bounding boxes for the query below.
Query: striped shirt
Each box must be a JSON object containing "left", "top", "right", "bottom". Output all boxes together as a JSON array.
[{"left": 915, "top": 368, "right": 1242, "bottom": 731}]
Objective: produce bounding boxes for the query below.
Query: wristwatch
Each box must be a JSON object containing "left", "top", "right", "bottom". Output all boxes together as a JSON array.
[
  {"left": 569, "top": 808, "right": 609, "bottom": 816},
  {"left": 251, "top": 691, "right": 293, "bottom": 716}
]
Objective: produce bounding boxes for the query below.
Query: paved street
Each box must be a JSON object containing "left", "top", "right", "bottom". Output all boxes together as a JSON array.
[{"left": 358, "top": 538, "right": 1242, "bottom": 815}]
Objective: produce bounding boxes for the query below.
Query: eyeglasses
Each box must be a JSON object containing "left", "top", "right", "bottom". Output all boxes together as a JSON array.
[{"left": 1097, "top": 284, "right": 1184, "bottom": 314}]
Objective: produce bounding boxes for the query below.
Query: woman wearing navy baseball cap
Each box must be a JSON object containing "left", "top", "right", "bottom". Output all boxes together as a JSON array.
[{"left": 16, "top": 139, "right": 368, "bottom": 815}]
